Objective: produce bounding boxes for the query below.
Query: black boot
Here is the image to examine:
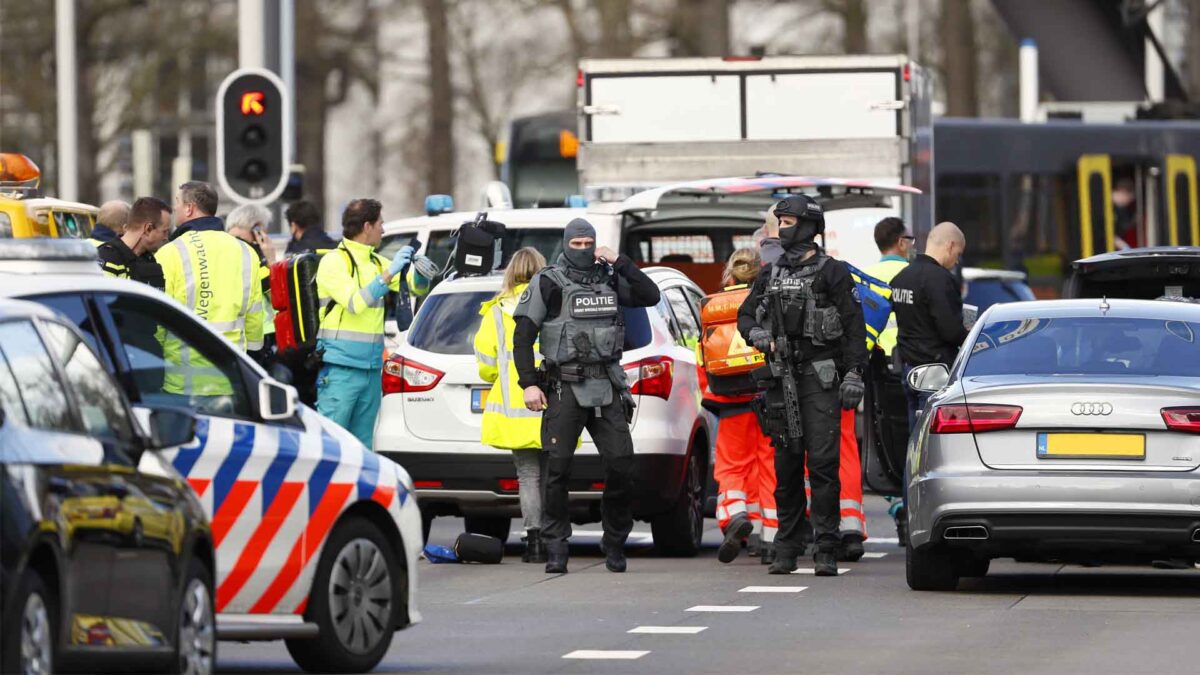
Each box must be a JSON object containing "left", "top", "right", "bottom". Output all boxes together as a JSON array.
[
  {"left": 760, "top": 542, "right": 775, "bottom": 565},
  {"left": 894, "top": 506, "right": 909, "bottom": 548},
  {"left": 718, "top": 515, "right": 753, "bottom": 564},
  {"left": 545, "top": 542, "right": 568, "bottom": 574},
  {"left": 814, "top": 549, "right": 839, "bottom": 577},
  {"left": 839, "top": 533, "right": 864, "bottom": 562},
  {"left": 525, "top": 529, "right": 547, "bottom": 564},
  {"left": 602, "top": 541, "right": 627, "bottom": 573},
  {"left": 747, "top": 533, "right": 762, "bottom": 558},
  {"left": 767, "top": 551, "right": 797, "bottom": 575}
]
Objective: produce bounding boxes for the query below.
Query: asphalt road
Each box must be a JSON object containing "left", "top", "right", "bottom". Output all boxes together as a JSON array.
[{"left": 219, "top": 495, "right": 1200, "bottom": 674}]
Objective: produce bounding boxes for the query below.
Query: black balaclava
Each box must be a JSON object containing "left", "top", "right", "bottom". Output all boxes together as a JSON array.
[
  {"left": 561, "top": 217, "right": 597, "bottom": 270},
  {"left": 774, "top": 195, "right": 825, "bottom": 258}
]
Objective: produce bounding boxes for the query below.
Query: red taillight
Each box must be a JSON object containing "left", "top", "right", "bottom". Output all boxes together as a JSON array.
[
  {"left": 497, "top": 479, "right": 519, "bottom": 492},
  {"left": 1162, "top": 407, "right": 1200, "bottom": 433},
  {"left": 722, "top": 55, "right": 762, "bottom": 62},
  {"left": 382, "top": 354, "right": 444, "bottom": 395},
  {"left": 931, "top": 404, "right": 1022, "bottom": 434},
  {"left": 624, "top": 356, "right": 674, "bottom": 400},
  {"left": 591, "top": 482, "right": 606, "bottom": 490},
  {"left": 576, "top": 68, "right": 584, "bottom": 87},
  {"left": 413, "top": 480, "right": 443, "bottom": 489},
  {"left": 903, "top": 63, "right": 911, "bottom": 81}
]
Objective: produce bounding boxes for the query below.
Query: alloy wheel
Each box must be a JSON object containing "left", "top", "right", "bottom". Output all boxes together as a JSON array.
[
  {"left": 329, "top": 538, "right": 393, "bottom": 655},
  {"left": 178, "top": 579, "right": 215, "bottom": 675},
  {"left": 20, "top": 592, "right": 52, "bottom": 675}
]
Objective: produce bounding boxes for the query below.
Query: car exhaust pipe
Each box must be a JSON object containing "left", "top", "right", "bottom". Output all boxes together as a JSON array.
[
  {"left": 1192, "top": 529, "right": 1200, "bottom": 543},
  {"left": 943, "top": 525, "right": 989, "bottom": 541}
]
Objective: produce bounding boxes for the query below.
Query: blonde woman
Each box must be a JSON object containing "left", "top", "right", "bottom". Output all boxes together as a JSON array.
[{"left": 473, "top": 247, "right": 548, "bottom": 562}]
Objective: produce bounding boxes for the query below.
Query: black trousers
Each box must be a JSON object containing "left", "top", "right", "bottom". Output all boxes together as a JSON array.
[
  {"left": 770, "top": 371, "right": 842, "bottom": 558},
  {"left": 540, "top": 381, "right": 634, "bottom": 553}
]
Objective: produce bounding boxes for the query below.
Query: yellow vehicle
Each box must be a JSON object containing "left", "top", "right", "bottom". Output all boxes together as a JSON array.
[{"left": 0, "top": 152, "right": 97, "bottom": 239}]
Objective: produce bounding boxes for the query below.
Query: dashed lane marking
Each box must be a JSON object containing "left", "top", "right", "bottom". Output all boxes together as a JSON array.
[
  {"left": 628, "top": 626, "right": 707, "bottom": 634},
  {"left": 685, "top": 605, "right": 759, "bottom": 613},
  {"left": 868, "top": 537, "right": 900, "bottom": 545},
  {"left": 790, "top": 568, "right": 851, "bottom": 575},
  {"left": 739, "top": 585, "right": 807, "bottom": 593},
  {"left": 563, "top": 650, "right": 650, "bottom": 660},
  {"left": 862, "top": 552, "right": 888, "bottom": 559}
]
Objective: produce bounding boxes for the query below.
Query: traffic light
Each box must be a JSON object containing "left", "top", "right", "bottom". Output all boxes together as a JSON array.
[{"left": 216, "top": 68, "right": 290, "bottom": 204}]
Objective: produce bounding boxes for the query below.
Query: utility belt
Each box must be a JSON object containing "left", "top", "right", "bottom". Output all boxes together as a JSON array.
[
  {"left": 753, "top": 356, "right": 841, "bottom": 391},
  {"left": 541, "top": 361, "right": 614, "bottom": 384}
]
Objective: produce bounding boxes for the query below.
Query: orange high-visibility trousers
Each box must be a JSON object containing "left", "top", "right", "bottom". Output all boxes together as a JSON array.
[
  {"left": 804, "top": 408, "right": 867, "bottom": 539},
  {"left": 714, "top": 410, "right": 777, "bottom": 542}
]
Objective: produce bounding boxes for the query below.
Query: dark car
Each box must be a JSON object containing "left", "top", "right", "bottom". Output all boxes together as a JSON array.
[
  {"left": 1067, "top": 246, "right": 1200, "bottom": 300},
  {"left": 0, "top": 298, "right": 213, "bottom": 675},
  {"left": 962, "top": 268, "right": 1036, "bottom": 312}
]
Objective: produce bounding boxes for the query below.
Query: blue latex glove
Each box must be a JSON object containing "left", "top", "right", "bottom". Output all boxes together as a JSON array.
[{"left": 388, "top": 245, "right": 415, "bottom": 277}]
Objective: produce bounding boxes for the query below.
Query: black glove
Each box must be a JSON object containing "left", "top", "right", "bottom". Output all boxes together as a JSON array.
[
  {"left": 840, "top": 371, "right": 864, "bottom": 410},
  {"left": 748, "top": 327, "right": 773, "bottom": 354}
]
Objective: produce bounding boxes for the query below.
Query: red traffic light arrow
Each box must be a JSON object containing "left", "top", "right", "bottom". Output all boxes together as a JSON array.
[{"left": 240, "top": 91, "right": 266, "bottom": 116}]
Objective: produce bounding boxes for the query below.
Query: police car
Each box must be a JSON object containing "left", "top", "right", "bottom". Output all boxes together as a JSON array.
[{"left": 0, "top": 240, "right": 421, "bottom": 674}]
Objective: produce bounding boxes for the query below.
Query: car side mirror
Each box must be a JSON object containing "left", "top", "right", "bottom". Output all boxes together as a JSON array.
[
  {"left": 145, "top": 406, "right": 197, "bottom": 450},
  {"left": 260, "top": 378, "right": 298, "bottom": 420},
  {"left": 907, "top": 363, "right": 950, "bottom": 393}
]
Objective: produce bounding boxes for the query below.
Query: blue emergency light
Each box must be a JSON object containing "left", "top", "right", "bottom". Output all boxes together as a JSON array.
[
  {"left": 564, "top": 194, "right": 587, "bottom": 208},
  {"left": 425, "top": 194, "right": 454, "bottom": 216}
]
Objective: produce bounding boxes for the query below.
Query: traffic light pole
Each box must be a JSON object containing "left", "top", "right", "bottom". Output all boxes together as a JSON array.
[{"left": 55, "top": 0, "right": 79, "bottom": 201}]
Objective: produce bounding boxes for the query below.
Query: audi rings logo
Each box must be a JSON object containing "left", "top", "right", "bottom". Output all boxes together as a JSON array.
[{"left": 1071, "top": 402, "right": 1113, "bottom": 416}]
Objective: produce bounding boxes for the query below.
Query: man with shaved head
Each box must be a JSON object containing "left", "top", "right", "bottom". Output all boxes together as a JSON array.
[
  {"left": 890, "top": 221, "right": 968, "bottom": 431},
  {"left": 88, "top": 199, "right": 131, "bottom": 245}
]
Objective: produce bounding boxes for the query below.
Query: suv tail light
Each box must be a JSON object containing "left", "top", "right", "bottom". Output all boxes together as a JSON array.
[
  {"left": 382, "top": 354, "right": 444, "bottom": 395},
  {"left": 624, "top": 356, "right": 673, "bottom": 400},
  {"left": 931, "top": 404, "right": 1022, "bottom": 434},
  {"left": 1162, "top": 407, "right": 1200, "bottom": 433}
]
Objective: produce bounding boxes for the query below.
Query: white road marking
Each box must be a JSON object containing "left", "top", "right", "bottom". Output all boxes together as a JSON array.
[
  {"left": 868, "top": 537, "right": 900, "bottom": 545},
  {"left": 686, "top": 605, "right": 760, "bottom": 612},
  {"left": 790, "top": 568, "right": 851, "bottom": 575},
  {"left": 739, "top": 586, "right": 807, "bottom": 593},
  {"left": 572, "top": 530, "right": 655, "bottom": 542},
  {"left": 628, "top": 626, "right": 707, "bottom": 634},
  {"left": 862, "top": 552, "right": 888, "bottom": 559},
  {"left": 563, "top": 650, "right": 650, "bottom": 660}
]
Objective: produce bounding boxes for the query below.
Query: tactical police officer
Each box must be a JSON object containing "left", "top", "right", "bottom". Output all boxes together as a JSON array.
[
  {"left": 512, "top": 218, "right": 660, "bottom": 574},
  {"left": 737, "top": 195, "right": 868, "bottom": 576}
]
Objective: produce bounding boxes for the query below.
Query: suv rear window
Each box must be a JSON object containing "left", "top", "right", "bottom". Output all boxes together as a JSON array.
[
  {"left": 407, "top": 291, "right": 493, "bottom": 355},
  {"left": 965, "top": 316, "right": 1200, "bottom": 377}
]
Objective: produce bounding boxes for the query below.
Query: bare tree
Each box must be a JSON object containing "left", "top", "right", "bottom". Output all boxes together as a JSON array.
[
  {"left": 822, "top": 0, "right": 868, "bottom": 53},
  {"left": 295, "top": 0, "right": 380, "bottom": 211},
  {"left": 420, "top": 0, "right": 455, "bottom": 196},
  {"left": 1190, "top": 0, "right": 1200, "bottom": 99},
  {"left": 668, "top": 0, "right": 731, "bottom": 56},
  {"left": 940, "top": 0, "right": 979, "bottom": 116}
]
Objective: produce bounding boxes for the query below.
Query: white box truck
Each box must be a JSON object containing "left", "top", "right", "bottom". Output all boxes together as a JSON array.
[{"left": 576, "top": 54, "right": 934, "bottom": 268}]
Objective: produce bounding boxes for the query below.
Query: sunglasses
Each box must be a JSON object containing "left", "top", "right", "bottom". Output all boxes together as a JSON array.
[{"left": 900, "top": 235, "right": 916, "bottom": 242}]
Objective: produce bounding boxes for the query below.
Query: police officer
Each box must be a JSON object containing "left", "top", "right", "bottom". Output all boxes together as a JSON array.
[
  {"left": 736, "top": 195, "right": 868, "bottom": 576},
  {"left": 87, "top": 200, "right": 130, "bottom": 246},
  {"left": 889, "top": 221, "right": 968, "bottom": 430},
  {"left": 512, "top": 218, "right": 660, "bottom": 574},
  {"left": 97, "top": 196, "right": 170, "bottom": 288}
]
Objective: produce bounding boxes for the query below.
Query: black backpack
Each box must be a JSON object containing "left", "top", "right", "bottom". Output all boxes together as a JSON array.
[{"left": 450, "top": 212, "right": 506, "bottom": 278}]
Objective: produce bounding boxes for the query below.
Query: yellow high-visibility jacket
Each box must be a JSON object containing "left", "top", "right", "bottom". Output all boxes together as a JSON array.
[
  {"left": 864, "top": 256, "right": 909, "bottom": 356},
  {"left": 316, "top": 238, "right": 398, "bottom": 369},
  {"left": 157, "top": 227, "right": 264, "bottom": 395},
  {"left": 474, "top": 284, "right": 544, "bottom": 450}
]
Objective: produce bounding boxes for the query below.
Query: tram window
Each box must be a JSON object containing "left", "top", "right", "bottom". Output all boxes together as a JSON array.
[{"left": 936, "top": 174, "right": 1002, "bottom": 263}]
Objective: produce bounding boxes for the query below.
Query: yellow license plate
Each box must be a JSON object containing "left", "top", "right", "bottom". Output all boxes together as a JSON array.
[{"left": 1036, "top": 433, "right": 1145, "bottom": 460}]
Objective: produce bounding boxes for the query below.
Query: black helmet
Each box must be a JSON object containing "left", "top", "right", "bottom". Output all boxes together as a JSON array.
[{"left": 774, "top": 194, "right": 825, "bottom": 234}]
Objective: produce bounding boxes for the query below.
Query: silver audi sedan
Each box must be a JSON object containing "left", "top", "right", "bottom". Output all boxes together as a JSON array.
[{"left": 905, "top": 298, "right": 1200, "bottom": 590}]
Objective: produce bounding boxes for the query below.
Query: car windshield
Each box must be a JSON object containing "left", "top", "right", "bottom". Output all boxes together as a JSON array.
[
  {"left": 964, "top": 316, "right": 1200, "bottom": 377},
  {"left": 407, "top": 291, "right": 493, "bottom": 355},
  {"left": 407, "top": 289, "right": 654, "bottom": 355},
  {"left": 964, "top": 279, "right": 1036, "bottom": 313}
]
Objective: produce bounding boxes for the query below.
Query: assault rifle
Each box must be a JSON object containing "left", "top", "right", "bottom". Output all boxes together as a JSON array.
[{"left": 758, "top": 285, "right": 804, "bottom": 442}]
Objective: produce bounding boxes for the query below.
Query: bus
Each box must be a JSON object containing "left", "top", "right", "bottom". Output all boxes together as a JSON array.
[{"left": 498, "top": 110, "right": 580, "bottom": 208}]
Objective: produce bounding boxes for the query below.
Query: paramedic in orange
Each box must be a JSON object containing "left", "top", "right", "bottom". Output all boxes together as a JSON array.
[{"left": 702, "top": 248, "right": 779, "bottom": 565}]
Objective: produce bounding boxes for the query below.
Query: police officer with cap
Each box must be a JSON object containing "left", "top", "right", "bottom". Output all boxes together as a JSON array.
[
  {"left": 512, "top": 218, "right": 661, "bottom": 574},
  {"left": 737, "top": 194, "right": 868, "bottom": 576}
]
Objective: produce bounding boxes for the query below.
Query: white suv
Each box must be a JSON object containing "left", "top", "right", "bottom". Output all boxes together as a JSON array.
[{"left": 375, "top": 267, "right": 714, "bottom": 555}]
